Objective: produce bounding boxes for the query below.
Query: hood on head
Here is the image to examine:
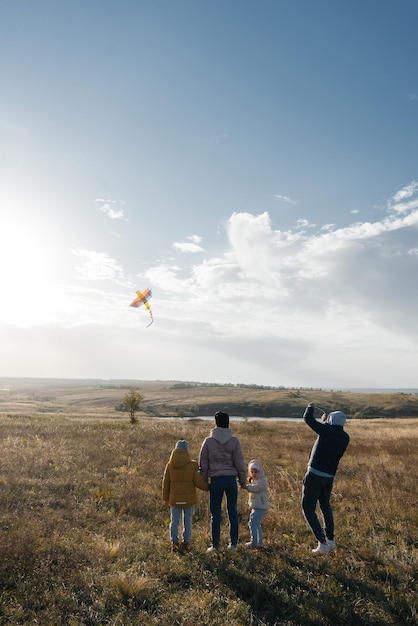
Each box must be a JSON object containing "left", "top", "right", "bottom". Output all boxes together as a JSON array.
[
  {"left": 327, "top": 411, "right": 347, "bottom": 426},
  {"left": 248, "top": 459, "right": 265, "bottom": 478},
  {"left": 169, "top": 447, "right": 191, "bottom": 468}
]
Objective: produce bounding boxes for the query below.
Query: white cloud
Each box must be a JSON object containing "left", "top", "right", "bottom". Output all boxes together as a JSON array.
[
  {"left": 146, "top": 264, "right": 190, "bottom": 292},
  {"left": 295, "top": 218, "right": 316, "bottom": 229},
  {"left": 389, "top": 198, "right": 418, "bottom": 214},
  {"left": 72, "top": 183, "right": 418, "bottom": 354},
  {"left": 275, "top": 194, "right": 297, "bottom": 204},
  {"left": 390, "top": 181, "right": 418, "bottom": 207},
  {"left": 73, "top": 248, "right": 126, "bottom": 283},
  {"left": 173, "top": 242, "right": 204, "bottom": 253},
  {"left": 188, "top": 235, "right": 202, "bottom": 244},
  {"left": 173, "top": 235, "right": 204, "bottom": 253},
  {"left": 96, "top": 198, "right": 126, "bottom": 220},
  {"left": 148, "top": 184, "right": 418, "bottom": 361}
]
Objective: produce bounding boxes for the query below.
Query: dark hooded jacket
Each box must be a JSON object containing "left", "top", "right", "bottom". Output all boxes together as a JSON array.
[{"left": 304, "top": 405, "right": 350, "bottom": 477}]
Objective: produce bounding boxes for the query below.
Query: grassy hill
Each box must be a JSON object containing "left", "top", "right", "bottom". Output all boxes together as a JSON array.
[{"left": 1, "top": 378, "right": 418, "bottom": 419}]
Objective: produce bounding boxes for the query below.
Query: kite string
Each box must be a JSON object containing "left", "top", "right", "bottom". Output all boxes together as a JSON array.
[{"left": 297, "top": 392, "right": 328, "bottom": 415}]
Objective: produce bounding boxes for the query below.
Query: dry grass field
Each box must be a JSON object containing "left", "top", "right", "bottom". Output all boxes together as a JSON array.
[{"left": 0, "top": 402, "right": 416, "bottom": 625}]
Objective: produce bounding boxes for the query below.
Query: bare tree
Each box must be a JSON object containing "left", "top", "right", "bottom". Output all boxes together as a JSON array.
[{"left": 123, "top": 389, "right": 144, "bottom": 424}]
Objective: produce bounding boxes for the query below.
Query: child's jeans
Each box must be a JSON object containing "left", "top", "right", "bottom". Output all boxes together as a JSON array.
[
  {"left": 170, "top": 505, "right": 194, "bottom": 544},
  {"left": 249, "top": 508, "right": 267, "bottom": 545}
]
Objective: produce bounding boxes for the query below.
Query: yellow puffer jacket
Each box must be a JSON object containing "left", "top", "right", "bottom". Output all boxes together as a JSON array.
[{"left": 162, "top": 448, "right": 209, "bottom": 507}]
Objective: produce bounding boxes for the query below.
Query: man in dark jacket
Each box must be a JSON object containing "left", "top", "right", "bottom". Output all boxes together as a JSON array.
[{"left": 302, "top": 403, "right": 350, "bottom": 554}]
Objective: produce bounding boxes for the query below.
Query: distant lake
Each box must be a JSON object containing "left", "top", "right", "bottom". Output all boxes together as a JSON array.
[
  {"left": 155, "top": 415, "right": 302, "bottom": 422},
  {"left": 186, "top": 416, "right": 303, "bottom": 422}
]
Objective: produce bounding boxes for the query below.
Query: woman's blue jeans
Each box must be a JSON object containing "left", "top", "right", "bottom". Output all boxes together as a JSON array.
[
  {"left": 170, "top": 505, "right": 194, "bottom": 544},
  {"left": 302, "top": 471, "right": 334, "bottom": 543},
  {"left": 249, "top": 508, "right": 267, "bottom": 545},
  {"left": 209, "top": 475, "right": 238, "bottom": 548}
]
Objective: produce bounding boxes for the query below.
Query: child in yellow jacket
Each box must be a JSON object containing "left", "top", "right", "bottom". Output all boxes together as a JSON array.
[{"left": 162, "top": 440, "right": 209, "bottom": 551}]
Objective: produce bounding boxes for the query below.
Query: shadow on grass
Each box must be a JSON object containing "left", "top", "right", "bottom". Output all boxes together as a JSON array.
[
  {"left": 199, "top": 548, "right": 411, "bottom": 626},
  {"left": 200, "top": 552, "right": 306, "bottom": 626},
  {"left": 279, "top": 550, "right": 413, "bottom": 626},
  {"left": 218, "top": 565, "right": 300, "bottom": 625}
]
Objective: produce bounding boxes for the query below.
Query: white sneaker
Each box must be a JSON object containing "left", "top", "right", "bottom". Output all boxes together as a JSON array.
[
  {"left": 312, "top": 541, "right": 331, "bottom": 555},
  {"left": 206, "top": 546, "right": 218, "bottom": 553},
  {"left": 227, "top": 544, "right": 238, "bottom": 551},
  {"left": 326, "top": 539, "right": 337, "bottom": 550}
]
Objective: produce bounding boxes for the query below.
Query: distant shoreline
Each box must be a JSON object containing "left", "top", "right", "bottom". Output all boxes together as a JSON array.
[{"left": 0, "top": 377, "right": 417, "bottom": 394}]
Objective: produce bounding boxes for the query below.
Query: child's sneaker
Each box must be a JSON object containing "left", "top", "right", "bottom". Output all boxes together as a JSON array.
[
  {"left": 171, "top": 542, "right": 179, "bottom": 553},
  {"left": 206, "top": 546, "right": 218, "bottom": 553},
  {"left": 312, "top": 541, "right": 330, "bottom": 555},
  {"left": 326, "top": 538, "right": 337, "bottom": 550},
  {"left": 180, "top": 542, "right": 190, "bottom": 552},
  {"left": 227, "top": 543, "right": 238, "bottom": 551},
  {"left": 245, "top": 541, "right": 256, "bottom": 548}
]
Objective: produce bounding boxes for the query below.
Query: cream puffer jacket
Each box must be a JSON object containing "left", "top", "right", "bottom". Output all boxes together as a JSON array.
[{"left": 246, "top": 459, "right": 269, "bottom": 510}]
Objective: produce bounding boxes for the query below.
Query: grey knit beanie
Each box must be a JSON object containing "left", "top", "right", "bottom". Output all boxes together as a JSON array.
[{"left": 175, "top": 440, "right": 189, "bottom": 451}]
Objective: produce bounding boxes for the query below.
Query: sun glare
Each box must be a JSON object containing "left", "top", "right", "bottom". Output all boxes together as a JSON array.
[{"left": 0, "top": 214, "right": 57, "bottom": 325}]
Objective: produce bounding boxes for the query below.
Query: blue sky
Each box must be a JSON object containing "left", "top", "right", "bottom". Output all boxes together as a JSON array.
[{"left": 1, "top": 1, "right": 418, "bottom": 388}]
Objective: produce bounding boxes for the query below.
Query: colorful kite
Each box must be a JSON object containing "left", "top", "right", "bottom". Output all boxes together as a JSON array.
[{"left": 129, "top": 288, "right": 153, "bottom": 327}]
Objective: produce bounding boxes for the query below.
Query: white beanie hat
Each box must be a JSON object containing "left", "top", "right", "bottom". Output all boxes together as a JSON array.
[
  {"left": 248, "top": 459, "right": 262, "bottom": 473},
  {"left": 327, "top": 411, "right": 347, "bottom": 426}
]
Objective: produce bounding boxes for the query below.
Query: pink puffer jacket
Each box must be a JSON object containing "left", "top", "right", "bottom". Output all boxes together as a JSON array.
[{"left": 199, "top": 427, "right": 247, "bottom": 487}]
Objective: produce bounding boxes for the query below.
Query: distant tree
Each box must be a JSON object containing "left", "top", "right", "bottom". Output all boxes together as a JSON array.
[
  {"left": 123, "top": 389, "right": 144, "bottom": 424},
  {"left": 176, "top": 408, "right": 186, "bottom": 420}
]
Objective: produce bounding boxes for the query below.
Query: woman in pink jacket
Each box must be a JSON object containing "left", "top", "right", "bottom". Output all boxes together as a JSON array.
[{"left": 199, "top": 411, "right": 247, "bottom": 552}]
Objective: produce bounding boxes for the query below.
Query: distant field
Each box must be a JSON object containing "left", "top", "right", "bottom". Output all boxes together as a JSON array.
[{"left": 1, "top": 378, "right": 418, "bottom": 419}]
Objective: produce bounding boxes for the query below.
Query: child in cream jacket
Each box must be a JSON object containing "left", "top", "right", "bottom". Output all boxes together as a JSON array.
[{"left": 245, "top": 459, "right": 269, "bottom": 548}]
